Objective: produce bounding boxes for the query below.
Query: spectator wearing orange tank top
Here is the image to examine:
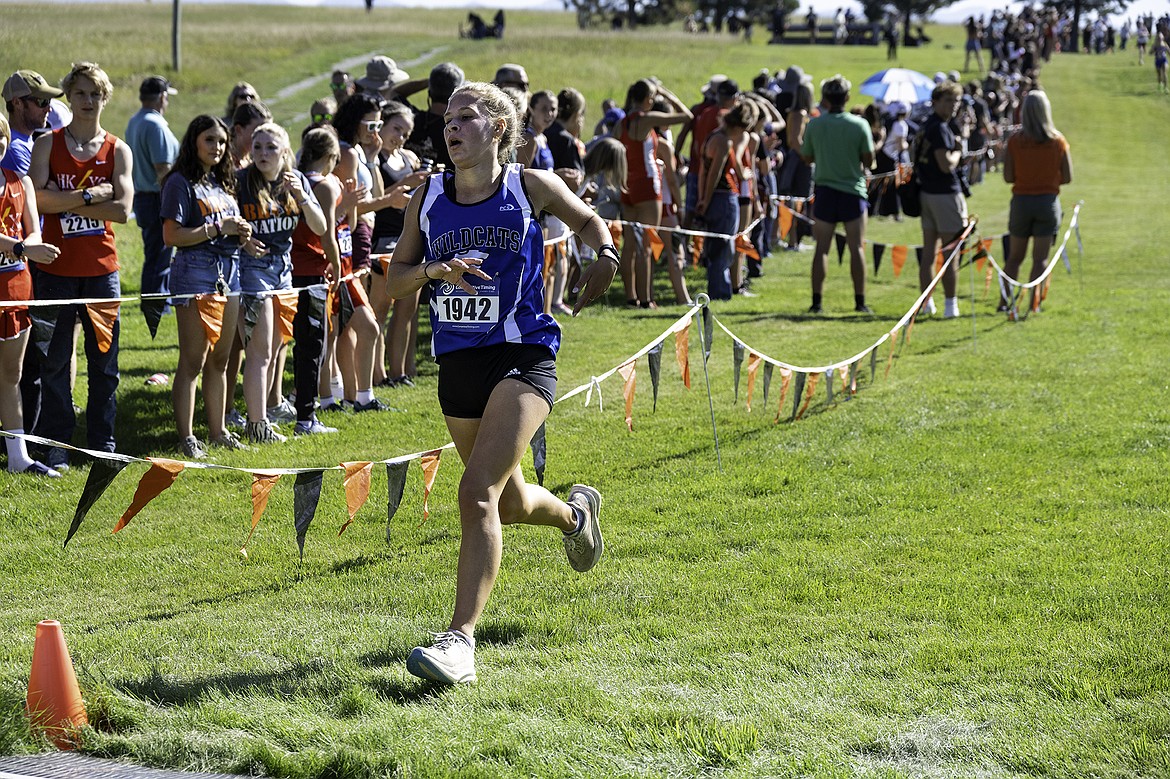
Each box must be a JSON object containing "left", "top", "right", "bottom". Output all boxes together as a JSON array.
[
  {"left": 1001, "top": 90, "right": 1072, "bottom": 312},
  {"left": 0, "top": 113, "right": 63, "bottom": 477},
  {"left": 697, "top": 101, "right": 759, "bottom": 300},
  {"left": 616, "top": 78, "right": 691, "bottom": 308},
  {"left": 28, "top": 62, "right": 132, "bottom": 470}
]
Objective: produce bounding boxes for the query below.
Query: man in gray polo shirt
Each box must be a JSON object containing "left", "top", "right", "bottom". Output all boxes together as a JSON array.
[{"left": 125, "top": 76, "right": 179, "bottom": 301}]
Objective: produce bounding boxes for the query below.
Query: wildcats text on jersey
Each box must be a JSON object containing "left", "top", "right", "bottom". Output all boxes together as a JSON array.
[{"left": 429, "top": 225, "right": 523, "bottom": 258}]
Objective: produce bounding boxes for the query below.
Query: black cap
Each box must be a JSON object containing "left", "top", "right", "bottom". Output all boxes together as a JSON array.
[
  {"left": 429, "top": 62, "right": 465, "bottom": 103},
  {"left": 715, "top": 79, "right": 740, "bottom": 98},
  {"left": 140, "top": 76, "right": 177, "bottom": 99}
]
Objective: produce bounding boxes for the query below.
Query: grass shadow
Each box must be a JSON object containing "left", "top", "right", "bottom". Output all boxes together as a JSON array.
[
  {"left": 81, "top": 554, "right": 392, "bottom": 634},
  {"left": 113, "top": 658, "right": 333, "bottom": 706}
]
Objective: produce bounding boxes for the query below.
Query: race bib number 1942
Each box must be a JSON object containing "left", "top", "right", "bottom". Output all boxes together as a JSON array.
[{"left": 436, "top": 293, "right": 499, "bottom": 325}]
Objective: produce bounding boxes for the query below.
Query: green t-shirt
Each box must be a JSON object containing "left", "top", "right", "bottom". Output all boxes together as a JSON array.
[{"left": 801, "top": 111, "right": 874, "bottom": 198}]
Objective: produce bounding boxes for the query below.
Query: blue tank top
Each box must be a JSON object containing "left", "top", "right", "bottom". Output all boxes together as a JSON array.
[{"left": 418, "top": 163, "right": 559, "bottom": 359}]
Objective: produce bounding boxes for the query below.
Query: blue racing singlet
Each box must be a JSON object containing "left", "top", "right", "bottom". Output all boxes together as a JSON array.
[{"left": 418, "top": 163, "right": 559, "bottom": 358}]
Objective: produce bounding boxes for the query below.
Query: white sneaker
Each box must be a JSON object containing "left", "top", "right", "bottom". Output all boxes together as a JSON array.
[
  {"left": 293, "top": 418, "right": 338, "bottom": 436},
  {"left": 920, "top": 297, "right": 937, "bottom": 316},
  {"left": 564, "top": 484, "right": 604, "bottom": 573},
  {"left": 225, "top": 408, "right": 246, "bottom": 430},
  {"left": 943, "top": 297, "right": 961, "bottom": 318},
  {"left": 210, "top": 430, "right": 250, "bottom": 451},
  {"left": 179, "top": 435, "right": 208, "bottom": 460},
  {"left": 267, "top": 398, "right": 297, "bottom": 424},
  {"left": 406, "top": 631, "right": 476, "bottom": 684}
]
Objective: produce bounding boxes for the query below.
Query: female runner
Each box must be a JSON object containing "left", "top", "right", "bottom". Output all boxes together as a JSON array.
[{"left": 385, "top": 82, "right": 617, "bottom": 685}]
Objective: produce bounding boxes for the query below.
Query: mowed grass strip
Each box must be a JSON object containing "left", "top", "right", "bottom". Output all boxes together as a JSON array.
[{"left": 0, "top": 6, "right": 1168, "bottom": 777}]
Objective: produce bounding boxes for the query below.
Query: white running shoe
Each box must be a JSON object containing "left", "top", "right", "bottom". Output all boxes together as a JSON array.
[
  {"left": 920, "top": 297, "right": 937, "bottom": 317},
  {"left": 406, "top": 631, "right": 476, "bottom": 684},
  {"left": 267, "top": 398, "right": 297, "bottom": 424},
  {"left": 210, "top": 430, "right": 249, "bottom": 451},
  {"left": 225, "top": 408, "right": 246, "bottom": 430},
  {"left": 564, "top": 484, "right": 604, "bottom": 573},
  {"left": 293, "top": 418, "right": 338, "bottom": 436},
  {"left": 943, "top": 297, "right": 961, "bottom": 318}
]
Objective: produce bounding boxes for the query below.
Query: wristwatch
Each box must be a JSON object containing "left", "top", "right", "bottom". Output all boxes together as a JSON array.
[
  {"left": 12, "top": 241, "right": 25, "bottom": 258},
  {"left": 81, "top": 189, "right": 93, "bottom": 206}
]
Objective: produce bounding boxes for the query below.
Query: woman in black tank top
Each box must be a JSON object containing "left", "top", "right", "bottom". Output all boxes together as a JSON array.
[{"left": 369, "top": 101, "right": 430, "bottom": 388}]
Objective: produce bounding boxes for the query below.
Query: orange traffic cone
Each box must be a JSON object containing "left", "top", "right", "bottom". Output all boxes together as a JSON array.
[{"left": 27, "top": 620, "right": 87, "bottom": 749}]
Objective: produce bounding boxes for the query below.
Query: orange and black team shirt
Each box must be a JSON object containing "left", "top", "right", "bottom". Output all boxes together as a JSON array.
[
  {"left": 0, "top": 169, "right": 34, "bottom": 308},
  {"left": 160, "top": 171, "right": 242, "bottom": 260},
  {"left": 41, "top": 130, "right": 120, "bottom": 277}
]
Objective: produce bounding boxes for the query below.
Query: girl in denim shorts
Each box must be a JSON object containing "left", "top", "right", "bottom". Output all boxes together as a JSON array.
[
  {"left": 161, "top": 114, "right": 252, "bottom": 458},
  {"left": 236, "top": 123, "right": 326, "bottom": 444}
]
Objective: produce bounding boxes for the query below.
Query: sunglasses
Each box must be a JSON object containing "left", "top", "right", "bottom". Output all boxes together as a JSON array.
[
  {"left": 364, "top": 120, "right": 384, "bottom": 132},
  {"left": 312, "top": 113, "right": 333, "bottom": 123},
  {"left": 24, "top": 97, "right": 51, "bottom": 109}
]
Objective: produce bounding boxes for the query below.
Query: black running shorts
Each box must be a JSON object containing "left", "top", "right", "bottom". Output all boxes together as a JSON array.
[{"left": 437, "top": 342, "right": 557, "bottom": 419}]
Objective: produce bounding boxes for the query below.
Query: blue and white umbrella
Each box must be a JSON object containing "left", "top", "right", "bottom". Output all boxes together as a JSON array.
[{"left": 859, "top": 68, "right": 936, "bottom": 105}]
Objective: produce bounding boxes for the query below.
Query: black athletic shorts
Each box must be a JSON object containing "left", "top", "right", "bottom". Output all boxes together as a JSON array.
[{"left": 437, "top": 342, "right": 557, "bottom": 419}]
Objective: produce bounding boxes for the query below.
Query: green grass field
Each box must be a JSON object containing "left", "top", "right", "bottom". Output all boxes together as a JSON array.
[{"left": 0, "top": 6, "right": 1168, "bottom": 777}]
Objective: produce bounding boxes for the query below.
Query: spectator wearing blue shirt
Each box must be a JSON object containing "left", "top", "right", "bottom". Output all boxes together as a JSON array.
[
  {"left": 1, "top": 70, "right": 61, "bottom": 176},
  {"left": 126, "top": 76, "right": 179, "bottom": 300}
]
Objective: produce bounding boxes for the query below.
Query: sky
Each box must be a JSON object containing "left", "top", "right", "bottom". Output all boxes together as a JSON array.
[{"left": 41, "top": 0, "right": 1170, "bottom": 24}]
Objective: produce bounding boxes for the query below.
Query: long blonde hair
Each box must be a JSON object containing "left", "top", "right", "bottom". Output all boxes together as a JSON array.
[
  {"left": 584, "top": 137, "right": 627, "bottom": 193},
  {"left": 243, "top": 122, "right": 296, "bottom": 214},
  {"left": 1020, "top": 90, "right": 1061, "bottom": 143},
  {"left": 449, "top": 82, "right": 521, "bottom": 165}
]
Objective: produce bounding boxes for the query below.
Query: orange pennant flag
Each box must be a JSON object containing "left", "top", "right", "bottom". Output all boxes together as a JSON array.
[
  {"left": 691, "top": 234, "right": 704, "bottom": 267},
  {"left": 339, "top": 461, "right": 373, "bottom": 535},
  {"left": 795, "top": 372, "right": 820, "bottom": 420},
  {"left": 242, "top": 472, "right": 281, "bottom": 551},
  {"left": 976, "top": 238, "right": 992, "bottom": 271},
  {"left": 84, "top": 301, "right": 120, "bottom": 354},
  {"left": 674, "top": 325, "right": 691, "bottom": 389},
  {"left": 419, "top": 449, "right": 442, "bottom": 521},
  {"left": 745, "top": 353, "right": 762, "bottom": 412},
  {"left": 195, "top": 294, "right": 227, "bottom": 346},
  {"left": 618, "top": 360, "right": 636, "bottom": 431},
  {"left": 935, "top": 250, "right": 944, "bottom": 274},
  {"left": 778, "top": 204, "right": 793, "bottom": 240},
  {"left": 608, "top": 220, "right": 623, "bottom": 247},
  {"left": 774, "top": 367, "right": 792, "bottom": 423},
  {"left": 543, "top": 242, "right": 557, "bottom": 276},
  {"left": 646, "top": 228, "right": 665, "bottom": 262},
  {"left": 891, "top": 246, "right": 908, "bottom": 278},
  {"left": 885, "top": 327, "right": 899, "bottom": 378},
  {"left": 274, "top": 291, "right": 299, "bottom": 344},
  {"left": 114, "top": 458, "right": 185, "bottom": 533},
  {"left": 735, "top": 234, "right": 760, "bottom": 261}
]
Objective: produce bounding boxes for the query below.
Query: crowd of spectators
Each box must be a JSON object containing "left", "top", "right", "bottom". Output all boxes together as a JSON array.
[{"left": 0, "top": 27, "right": 1088, "bottom": 467}]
